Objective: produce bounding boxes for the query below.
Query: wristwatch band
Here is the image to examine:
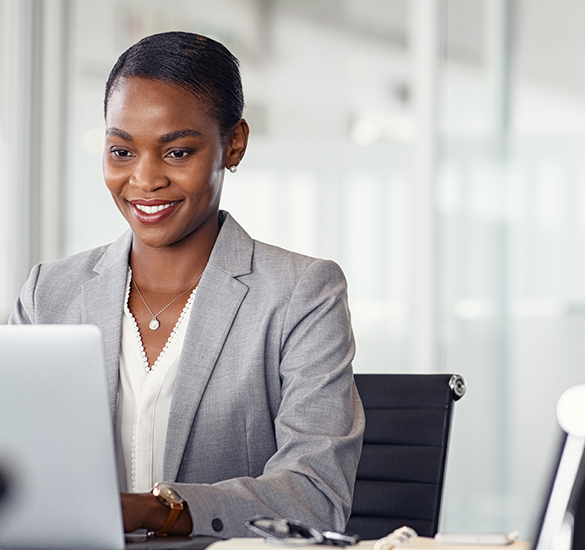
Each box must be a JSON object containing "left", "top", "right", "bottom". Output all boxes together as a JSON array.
[
  {"left": 150, "top": 483, "right": 185, "bottom": 537},
  {"left": 155, "top": 502, "right": 183, "bottom": 536}
]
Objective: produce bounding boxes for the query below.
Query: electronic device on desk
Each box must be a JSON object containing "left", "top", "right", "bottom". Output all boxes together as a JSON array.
[
  {"left": 528, "top": 385, "right": 585, "bottom": 550},
  {"left": 0, "top": 325, "right": 218, "bottom": 550}
]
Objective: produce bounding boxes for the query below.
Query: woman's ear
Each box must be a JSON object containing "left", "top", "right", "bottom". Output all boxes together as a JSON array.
[{"left": 224, "top": 119, "right": 250, "bottom": 171}]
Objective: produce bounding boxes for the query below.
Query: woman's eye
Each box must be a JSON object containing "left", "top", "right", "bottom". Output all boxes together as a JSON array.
[
  {"left": 168, "top": 150, "right": 191, "bottom": 159},
  {"left": 112, "top": 149, "right": 132, "bottom": 158}
]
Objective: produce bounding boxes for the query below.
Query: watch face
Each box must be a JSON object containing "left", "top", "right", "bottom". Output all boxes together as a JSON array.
[{"left": 153, "top": 483, "right": 183, "bottom": 504}]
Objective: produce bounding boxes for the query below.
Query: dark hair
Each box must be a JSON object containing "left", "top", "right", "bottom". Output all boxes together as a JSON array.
[{"left": 104, "top": 31, "right": 244, "bottom": 136}]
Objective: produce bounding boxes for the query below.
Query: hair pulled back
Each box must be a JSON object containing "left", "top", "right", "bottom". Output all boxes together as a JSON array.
[{"left": 104, "top": 31, "right": 244, "bottom": 136}]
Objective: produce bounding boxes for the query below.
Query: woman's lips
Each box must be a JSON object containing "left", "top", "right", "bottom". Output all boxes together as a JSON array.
[{"left": 128, "top": 200, "right": 182, "bottom": 224}]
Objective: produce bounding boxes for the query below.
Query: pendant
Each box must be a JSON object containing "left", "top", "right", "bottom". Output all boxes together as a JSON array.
[{"left": 149, "top": 318, "right": 160, "bottom": 330}]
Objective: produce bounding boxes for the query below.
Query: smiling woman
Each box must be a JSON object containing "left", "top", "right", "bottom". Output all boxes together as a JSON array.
[
  {"left": 8, "top": 31, "right": 364, "bottom": 539},
  {"left": 103, "top": 75, "right": 249, "bottom": 397},
  {"left": 103, "top": 77, "right": 244, "bottom": 256}
]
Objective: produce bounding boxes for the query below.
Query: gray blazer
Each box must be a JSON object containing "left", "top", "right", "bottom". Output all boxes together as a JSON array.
[{"left": 9, "top": 211, "right": 364, "bottom": 538}]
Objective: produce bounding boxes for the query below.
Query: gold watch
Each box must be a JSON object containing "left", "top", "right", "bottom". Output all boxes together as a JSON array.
[{"left": 149, "top": 482, "right": 185, "bottom": 537}]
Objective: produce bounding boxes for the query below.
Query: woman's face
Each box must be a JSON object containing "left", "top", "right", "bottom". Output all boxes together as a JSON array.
[{"left": 103, "top": 76, "right": 245, "bottom": 250}]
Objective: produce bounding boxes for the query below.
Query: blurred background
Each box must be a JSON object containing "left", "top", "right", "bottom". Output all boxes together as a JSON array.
[{"left": 1, "top": 0, "right": 585, "bottom": 538}]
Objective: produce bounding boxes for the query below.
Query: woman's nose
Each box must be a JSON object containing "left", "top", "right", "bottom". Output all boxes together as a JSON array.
[{"left": 129, "top": 157, "right": 169, "bottom": 191}]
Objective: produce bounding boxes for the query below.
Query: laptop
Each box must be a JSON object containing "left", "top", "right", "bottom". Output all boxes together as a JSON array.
[
  {"left": 0, "top": 325, "right": 217, "bottom": 550},
  {"left": 531, "top": 384, "right": 585, "bottom": 550}
]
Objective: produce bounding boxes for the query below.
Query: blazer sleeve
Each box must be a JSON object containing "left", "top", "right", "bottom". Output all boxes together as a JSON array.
[
  {"left": 8, "top": 264, "right": 41, "bottom": 324},
  {"left": 171, "top": 259, "right": 365, "bottom": 538}
]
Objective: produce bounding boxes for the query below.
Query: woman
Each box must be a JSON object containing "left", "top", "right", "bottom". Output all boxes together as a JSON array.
[{"left": 10, "top": 32, "right": 364, "bottom": 539}]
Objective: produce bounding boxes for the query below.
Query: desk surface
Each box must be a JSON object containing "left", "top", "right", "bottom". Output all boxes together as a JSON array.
[{"left": 208, "top": 537, "right": 531, "bottom": 550}]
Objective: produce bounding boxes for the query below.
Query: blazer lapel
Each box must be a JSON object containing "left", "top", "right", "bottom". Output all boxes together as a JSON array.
[
  {"left": 164, "top": 213, "right": 253, "bottom": 481},
  {"left": 81, "top": 231, "right": 132, "bottom": 421}
]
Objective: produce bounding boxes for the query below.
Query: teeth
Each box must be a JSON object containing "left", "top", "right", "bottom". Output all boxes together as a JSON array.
[{"left": 135, "top": 202, "right": 177, "bottom": 214}]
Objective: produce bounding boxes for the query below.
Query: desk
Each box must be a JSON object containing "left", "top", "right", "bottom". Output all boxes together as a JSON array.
[{"left": 208, "top": 537, "right": 531, "bottom": 549}]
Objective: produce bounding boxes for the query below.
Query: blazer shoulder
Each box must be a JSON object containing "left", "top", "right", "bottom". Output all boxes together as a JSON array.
[
  {"left": 213, "top": 212, "right": 346, "bottom": 285},
  {"left": 251, "top": 239, "right": 346, "bottom": 283},
  {"left": 10, "top": 233, "right": 132, "bottom": 325},
  {"left": 37, "top": 245, "right": 110, "bottom": 281},
  {"left": 30, "top": 245, "right": 117, "bottom": 307},
  {"left": 34, "top": 232, "right": 127, "bottom": 292},
  {"left": 36, "top": 231, "right": 131, "bottom": 284}
]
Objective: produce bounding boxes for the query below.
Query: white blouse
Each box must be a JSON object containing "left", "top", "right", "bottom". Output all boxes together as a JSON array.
[{"left": 115, "top": 270, "right": 196, "bottom": 493}]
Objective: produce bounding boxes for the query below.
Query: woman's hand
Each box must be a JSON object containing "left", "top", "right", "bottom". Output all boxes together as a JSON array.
[{"left": 120, "top": 492, "right": 193, "bottom": 535}]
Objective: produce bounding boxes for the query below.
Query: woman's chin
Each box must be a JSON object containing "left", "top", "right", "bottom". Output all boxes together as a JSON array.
[{"left": 129, "top": 226, "right": 180, "bottom": 249}]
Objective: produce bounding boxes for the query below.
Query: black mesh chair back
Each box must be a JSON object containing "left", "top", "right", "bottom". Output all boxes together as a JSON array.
[{"left": 347, "top": 373, "right": 465, "bottom": 540}]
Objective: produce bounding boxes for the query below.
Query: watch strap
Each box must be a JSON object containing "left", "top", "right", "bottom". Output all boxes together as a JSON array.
[
  {"left": 154, "top": 501, "right": 183, "bottom": 536},
  {"left": 150, "top": 483, "right": 185, "bottom": 537}
]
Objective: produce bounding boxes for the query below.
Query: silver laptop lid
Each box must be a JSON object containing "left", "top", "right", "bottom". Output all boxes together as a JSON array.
[{"left": 0, "top": 324, "right": 124, "bottom": 550}]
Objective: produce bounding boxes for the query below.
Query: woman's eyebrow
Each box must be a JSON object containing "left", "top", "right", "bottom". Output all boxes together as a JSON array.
[
  {"left": 106, "top": 127, "right": 133, "bottom": 141},
  {"left": 159, "top": 129, "right": 202, "bottom": 143}
]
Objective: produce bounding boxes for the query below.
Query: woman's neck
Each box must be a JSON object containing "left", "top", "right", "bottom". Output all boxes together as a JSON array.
[{"left": 129, "top": 219, "right": 219, "bottom": 293}]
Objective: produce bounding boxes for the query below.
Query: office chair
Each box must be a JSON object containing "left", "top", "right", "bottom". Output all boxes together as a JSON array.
[{"left": 347, "top": 373, "right": 465, "bottom": 540}]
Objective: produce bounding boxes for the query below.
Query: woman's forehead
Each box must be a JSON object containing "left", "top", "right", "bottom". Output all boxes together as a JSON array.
[
  {"left": 106, "top": 77, "right": 217, "bottom": 130},
  {"left": 108, "top": 77, "right": 196, "bottom": 107}
]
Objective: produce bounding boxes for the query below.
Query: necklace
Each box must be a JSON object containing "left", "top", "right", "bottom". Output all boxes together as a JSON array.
[{"left": 131, "top": 271, "right": 203, "bottom": 330}]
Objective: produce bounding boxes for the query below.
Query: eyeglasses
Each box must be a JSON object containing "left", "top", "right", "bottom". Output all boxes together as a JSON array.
[{"left": 245, "top": 516, "right": 361, "bottom": 547}]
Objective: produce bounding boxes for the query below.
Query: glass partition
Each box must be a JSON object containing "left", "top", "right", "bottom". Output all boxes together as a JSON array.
[{"left": 440, "top": 0, "right": 585, "bottom": 534}]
